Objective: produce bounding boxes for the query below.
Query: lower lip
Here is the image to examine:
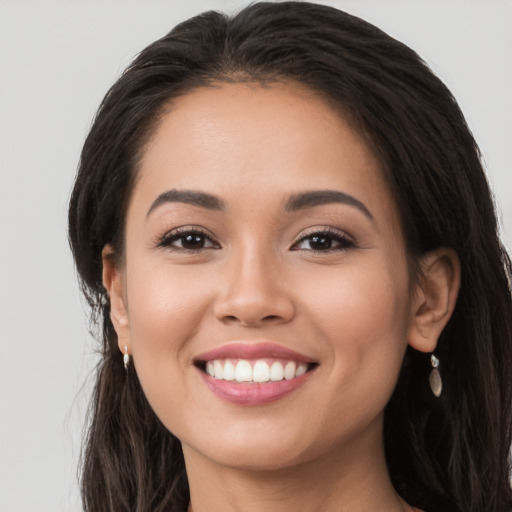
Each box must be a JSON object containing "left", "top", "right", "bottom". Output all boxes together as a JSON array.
[{"left": 199, "top": 369, "right": 313, "bottom": 406}]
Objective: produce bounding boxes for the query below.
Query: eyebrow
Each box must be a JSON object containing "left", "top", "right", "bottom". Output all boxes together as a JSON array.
[
  {"left": 146, "top": 188, "right": 373, "bottom": 220},
  {"left": 147, "top": 189, "right": 225, "bottom": 217},
  {"left": 285, "top": 190, "right": 373, "bottom": 220}
]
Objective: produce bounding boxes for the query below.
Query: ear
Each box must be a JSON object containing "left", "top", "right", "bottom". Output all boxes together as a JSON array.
[
  {"left": 102, "top": 244, "right": 131, "bottom": 355},
  {"left": 408, "top": 248, "right": 460, "bottom": 353}
]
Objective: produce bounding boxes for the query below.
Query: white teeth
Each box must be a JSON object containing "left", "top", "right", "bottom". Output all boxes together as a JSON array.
[
  {"left": 270, "top": 361, "right": 284, "bottom": 381},
  {"left": 223, "top": 360, "right": 235, "bottom": 381},
  {"left": 204, "top": 358, "right": 311, "bottom": 383},
  {"left": 296, "top": 363, "right": 308, "bottom": 377},
  {"left": 284, "top": 361, "right": 296, "bottom": 380},
  {"left": 235, "top": 360, "right": 253, "bottom": 382},
  {"left": 253, "top": 360, "right": 270, "bottom": 382},
  {"left": 213, "top": 360, "right": 224, "bottom": 380}
]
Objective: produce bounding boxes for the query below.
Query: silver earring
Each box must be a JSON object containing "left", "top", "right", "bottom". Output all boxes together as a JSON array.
[
  {"left": 123, "top": 346, "right": 130, "bottom": 371},
  {"left": 429, "top": 353, "right": 442, "bottom": 397}
]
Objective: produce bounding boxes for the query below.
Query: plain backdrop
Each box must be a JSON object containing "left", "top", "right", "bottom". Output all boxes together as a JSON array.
[{"left": 0, "top": 1, "right": 510, "bottom": 511}]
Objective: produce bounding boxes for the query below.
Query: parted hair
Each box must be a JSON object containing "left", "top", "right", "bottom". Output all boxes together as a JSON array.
[{"left": 68, "top": 2, "right": 512, "bottom": 511}]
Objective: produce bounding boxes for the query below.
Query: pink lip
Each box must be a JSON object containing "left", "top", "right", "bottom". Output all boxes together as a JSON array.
[
  {"left": 194, "top": 342, "right": 317, "bottom": 406},
  {"left": 195, "top": 342, "right": 314, "bottom": 363},
  {"left": 199, "top": 370, "right": 313, "bottom": 406}
]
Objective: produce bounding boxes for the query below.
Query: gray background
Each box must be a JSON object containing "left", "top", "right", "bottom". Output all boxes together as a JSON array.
[{"left": 0, "top": 1, "right": 510, "bottom": 510}]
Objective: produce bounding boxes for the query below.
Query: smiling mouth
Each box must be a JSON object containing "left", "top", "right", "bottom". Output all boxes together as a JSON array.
[{"left": 195, "top": 358, "right": 317, "bottom": 384}]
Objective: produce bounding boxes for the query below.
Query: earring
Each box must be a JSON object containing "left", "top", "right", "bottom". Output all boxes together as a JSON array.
[
  {"left": 123, "top": 346, "right": 130, "bottom": 371},
  {"left": 429, "top": 353, "right": 442, "bottom": 397}
]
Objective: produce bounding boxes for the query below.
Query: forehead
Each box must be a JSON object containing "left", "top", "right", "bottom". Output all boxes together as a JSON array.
[{"left": 133, "top": 82, "right": 399, "bottom": 227}]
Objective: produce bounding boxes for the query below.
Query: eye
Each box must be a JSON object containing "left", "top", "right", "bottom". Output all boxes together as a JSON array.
[
  {"left": 291, "top": 229, "right": 355, "bottom": 252},
  {"left": 157, "top": 228, "right": 219, "bottom": 251}
]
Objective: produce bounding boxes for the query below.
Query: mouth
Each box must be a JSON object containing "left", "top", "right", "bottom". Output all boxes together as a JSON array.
[
  {"left": 195, "top": 358, "right": 314, "bottom": 383},
  {"left": 194, "top": 342, "right": 318, "bottom": 405}
]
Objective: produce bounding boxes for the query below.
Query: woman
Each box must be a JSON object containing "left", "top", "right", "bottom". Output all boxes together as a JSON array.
[{"left": 68, "top": 2, "right": 512, "bottom": 511}]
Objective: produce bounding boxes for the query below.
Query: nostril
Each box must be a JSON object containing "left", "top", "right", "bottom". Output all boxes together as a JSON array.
[
  {"left": 214, "top": 292, "right": 295, "bottom": 326},
  {"left": 221, "top": 314, "right": 285, "bottom": 326}
]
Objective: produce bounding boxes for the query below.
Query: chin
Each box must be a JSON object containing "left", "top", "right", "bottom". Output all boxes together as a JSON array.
[
  {"left": 192, "top": 441, "right": 313, "bottom": 473},
  {"left": 178, "top": 416, "right": 333, "bottom": 473}
]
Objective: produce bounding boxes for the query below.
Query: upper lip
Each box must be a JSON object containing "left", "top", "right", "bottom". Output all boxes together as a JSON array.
[{"left": 195, "top": 342, "right": 315, "bottom": 363}]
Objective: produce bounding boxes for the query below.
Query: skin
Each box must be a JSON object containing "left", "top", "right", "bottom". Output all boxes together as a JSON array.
[{"left": 103, "top": 82, "right": 460, "bottom": 512}]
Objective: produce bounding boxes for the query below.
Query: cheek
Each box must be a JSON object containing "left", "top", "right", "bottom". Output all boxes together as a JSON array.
[
  {"left": 299, "top": 260, "right": 411, "bottom": 391},
  {"left": 126, "top": 243, "right": 215, "bottom": 334},
  {"left": 123, "top": 257, "right": 213, "bottom": 406},
  {"left": 287, "top": 263, "right": 411, "bottom": 443},
  {"left": 128, "top": 273, "right": 203, "bottom": 353},
  {"left": 303, "top": 258, "right": 409, "bottom": 334}
]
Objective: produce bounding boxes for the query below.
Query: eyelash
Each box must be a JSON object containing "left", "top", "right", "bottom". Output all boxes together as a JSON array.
[
  {"left": 156, "top": 226, "right": 356, "bottom": 253},
  {"left": 291, "top": 227, "right": 356, "bottom": 253},
  {"left": 156, "top": 226, "right": 219, "bottom": 252}
]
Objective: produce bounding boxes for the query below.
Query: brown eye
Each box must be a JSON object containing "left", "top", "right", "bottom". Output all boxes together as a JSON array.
[
  {"left": 307, "top": 235, "right": 334, "bottom": 250},
  {"left": 292, "top": 230, "right": 355, "bottom": 252},
  {"left": 158, "top": 229, "right": 219, "bottom": 251},
  {"left": 180, "top": 233, "right": 208, "bottom": 249}
]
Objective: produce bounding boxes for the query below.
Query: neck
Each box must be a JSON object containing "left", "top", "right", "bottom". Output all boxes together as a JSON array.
[{"left": 184, "top": 419, "right": 408, "bottom": 512}]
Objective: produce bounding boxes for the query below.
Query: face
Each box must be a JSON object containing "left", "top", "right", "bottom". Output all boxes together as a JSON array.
[{"left": 108, "top": 82, "right": 420, "bottom": 471}]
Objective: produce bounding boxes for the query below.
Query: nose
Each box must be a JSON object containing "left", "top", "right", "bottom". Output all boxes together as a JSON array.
[{"left": 213, "top": 246, "right": 295, "bottom": 327}]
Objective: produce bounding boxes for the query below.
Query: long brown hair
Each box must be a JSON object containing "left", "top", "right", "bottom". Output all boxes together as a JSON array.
[{"left": 68, "top": 3, "right": 512, "bottom": 511}]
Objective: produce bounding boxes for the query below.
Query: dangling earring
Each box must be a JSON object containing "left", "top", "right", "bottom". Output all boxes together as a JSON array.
[
  {"left": 429, "top": 353, "right": 442, "bottom": 397},
  {"left": 123, "top": 346, "right": 130, "bottom": 371}
]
